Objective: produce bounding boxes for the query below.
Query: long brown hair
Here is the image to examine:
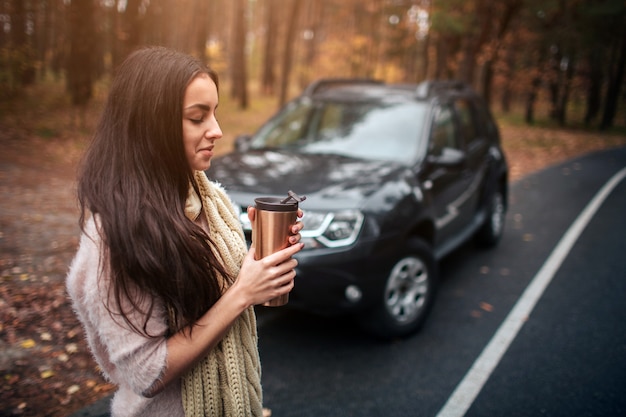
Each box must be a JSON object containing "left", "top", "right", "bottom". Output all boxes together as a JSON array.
[{"left": 78, "top": 46, "right": 230, "bottom": 336}]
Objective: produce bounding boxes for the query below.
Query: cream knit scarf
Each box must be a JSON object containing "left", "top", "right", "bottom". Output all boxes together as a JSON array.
[{"left": 178, "top": 170, "right": 263, "bottom": 417}]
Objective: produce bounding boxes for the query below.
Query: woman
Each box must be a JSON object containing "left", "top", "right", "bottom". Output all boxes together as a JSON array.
[{"left": 66, "top": 46, "right": 303, "bottom": 417}]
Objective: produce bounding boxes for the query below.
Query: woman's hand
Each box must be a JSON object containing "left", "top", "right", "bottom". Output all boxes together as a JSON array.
[
  {"left": 234, "top": 244, "right": 302, "bottom": 307},
  {"left": 230, "top": 206, "right": 305, "bottom": 307}
]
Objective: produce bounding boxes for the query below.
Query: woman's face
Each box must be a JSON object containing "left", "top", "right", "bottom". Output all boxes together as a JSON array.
[{"left": 182, "top": 73, "right": 223, "bottom": 171}]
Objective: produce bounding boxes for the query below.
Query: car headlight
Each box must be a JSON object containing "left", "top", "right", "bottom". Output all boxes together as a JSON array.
[{"left": 301, "top": 210, "right": 364, "bottom": 249}]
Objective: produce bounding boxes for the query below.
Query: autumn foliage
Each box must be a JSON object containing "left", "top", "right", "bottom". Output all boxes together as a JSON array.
[{"left": 0, "top": 0, "right": 624, "bottom": 129}]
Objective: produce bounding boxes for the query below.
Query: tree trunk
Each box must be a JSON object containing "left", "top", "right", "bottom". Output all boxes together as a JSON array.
[
  {"left": 298, "top": 0, "right": 325, "bottom": 88},
  {"left": 457, "top": 35, "right": 477, "bottom": 85},
  {"left": 144, "top": 0, "right": 167, "bottom": 47},
  {"left": 457, "top": 0, "right": 493, "bottom": 87},
  {"left": 231, "top": 0, "right": 248, "bottom": 109},
  {"left": 434, "top": 34, "right": 452, "bottom": 80},
  {"left": 113, "top": 0, "right": 142, "bottom": 68},
  {"left": 584, "top": 47, "right": 603, "bottom": 126},
  {"left": 11, "top": 0, "right": 36, "bottom": 86},
  {"left": 193, "top": 0, "right": 210, "bottom": 61},
  {"left": 555, "top": 56, "right": 574, "bottom": 126},
  {"left": 547, "top": 53, "right": 561, "bottom": 120},
  {"left": 261, "top": 0, "right": 278, "bottom": 95},
  {"left": 480, "top": 0, "right": 523, "bottom": 103},
  {"left": 481, "top": 61, "right": 494, "bottom": 106},
  {"left": 500, "top": 34, "right": 518, "bottom": 113},
  {"left": 278, "top": 0, "right": 302, "bottom": 107},
  {"left": 35, "top": 0, "right": 49, "bottom": 79},
  {"left": 49, "top": 0, "right": 65, "bottom": 78},
  {"left": 358, "top": 0, "right": 382, "bottom": 79},
  {"left": 67, "top": 0, "right": 96, "bottom": 126},
  {"left": 525, "top": 38, "right": 550, "bottom": 125},
  {"left": 415, "top": 29, "right": 430, "bottom": 83},
  {"left": 525, "top": 76, "right": 541, "bottom": 125},
  {"left": 600, "top": 27, "right": 626, "bottom": 130}
]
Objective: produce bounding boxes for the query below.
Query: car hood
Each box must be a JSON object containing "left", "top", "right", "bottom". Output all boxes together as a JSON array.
[{"left": 207, "top": 150, "right": 410, "bottom": 210}]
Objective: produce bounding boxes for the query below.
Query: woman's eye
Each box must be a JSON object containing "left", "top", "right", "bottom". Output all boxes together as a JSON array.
[{"left": 189, "top": 117, "right": 204, "bottom": 124}]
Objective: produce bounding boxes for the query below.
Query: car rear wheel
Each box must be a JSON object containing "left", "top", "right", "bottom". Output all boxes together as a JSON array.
[
  {"left": 475, "top": 187, "right": 506, "bottom": 247},
  {"left": 359, "top": 238, "right": 437, "bottom": 340}
]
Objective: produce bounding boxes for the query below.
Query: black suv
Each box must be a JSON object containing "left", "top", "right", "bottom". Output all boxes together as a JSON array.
[{"left": 207, "top": 79, "right": 508, "bottom": 339}]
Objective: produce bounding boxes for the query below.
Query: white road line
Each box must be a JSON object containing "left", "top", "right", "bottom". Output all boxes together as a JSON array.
[{"left": 436, "top": 166, "right": 626, "bottom": 417}]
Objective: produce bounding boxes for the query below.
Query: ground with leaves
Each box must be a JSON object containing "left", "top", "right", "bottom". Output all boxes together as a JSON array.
[
  {"left": 0, "top": 128, "right": 116, "bottom": 417},
  {"left": 1, "top": 121, "right": 625, "bottom": 416}
]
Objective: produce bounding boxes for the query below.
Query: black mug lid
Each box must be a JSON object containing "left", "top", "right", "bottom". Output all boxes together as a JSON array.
[
  {"left": 254, "top": 197, "right": 298, "bottom": 212},
  {"left": 254, "top": 191, "right": 306, "bottom": 212}
]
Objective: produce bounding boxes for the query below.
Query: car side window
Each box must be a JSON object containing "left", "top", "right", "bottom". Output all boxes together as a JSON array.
[{"left": 430, "top": 105, "right": 458, "bottom": 156}]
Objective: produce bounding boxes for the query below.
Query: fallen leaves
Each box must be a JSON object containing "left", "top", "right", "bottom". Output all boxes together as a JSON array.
[
  {"left": 0, "top": 268, "right": 116, "bottom": 415},
  {"left": 40, "top": 369, "right": 55, "bottom": 379},
  {"left": 0, "top": 148, "right": 113, "bottom": 415},
  {"left": 20, "top": 339, "right": 36, "bottom": 349},
  {"left": 480, "top": 302, "right": 494, "bottom": 312},
  {"left": 471, "top": 301, "right": 496, "bottom": 318},
  {"left": 501, "top": 125, "right": 626, "bottom": 183}
]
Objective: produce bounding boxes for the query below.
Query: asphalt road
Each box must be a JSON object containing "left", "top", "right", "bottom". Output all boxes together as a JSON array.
[{"left": 72, "top": 146, "right": 626, "bottom": 417}]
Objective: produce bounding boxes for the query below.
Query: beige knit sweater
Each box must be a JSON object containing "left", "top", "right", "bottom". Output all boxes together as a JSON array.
[{"left": 66, "top": 172, "right": 262, "bottom": 417}]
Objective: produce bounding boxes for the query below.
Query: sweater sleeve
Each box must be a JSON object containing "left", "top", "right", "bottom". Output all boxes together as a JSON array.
[{"left": 66, "top": 218, "right": 169, "bottom": 398}]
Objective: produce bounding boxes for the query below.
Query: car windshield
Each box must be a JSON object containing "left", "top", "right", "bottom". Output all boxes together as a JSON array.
[{"left": 249, "top": 98, "right": 429, "bottom": 164}]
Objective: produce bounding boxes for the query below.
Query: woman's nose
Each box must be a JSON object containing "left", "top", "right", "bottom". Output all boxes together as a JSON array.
[{"left": 206, "top": 119, "right": 223, "bottom": 140}]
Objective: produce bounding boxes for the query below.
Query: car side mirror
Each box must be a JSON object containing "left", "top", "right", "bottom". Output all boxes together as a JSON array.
[
  {"left": 234, "top": 134, "right": 253, "bottom": 152},
  {"left": 427, "top": 147, "right": 466, "bottom": 167}
]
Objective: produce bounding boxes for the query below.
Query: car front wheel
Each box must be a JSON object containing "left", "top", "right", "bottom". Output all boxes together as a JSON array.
[{"left": 359, "top": 237, "right": 437, "bottom": 340}]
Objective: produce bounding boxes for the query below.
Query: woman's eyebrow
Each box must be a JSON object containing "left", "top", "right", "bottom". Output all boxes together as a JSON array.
[{"left": 184, "top": 103, "right": 211, "bottom": 111}]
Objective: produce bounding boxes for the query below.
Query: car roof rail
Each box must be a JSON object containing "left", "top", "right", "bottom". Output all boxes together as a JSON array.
[
  {"left": 415, "top": 80, "right": 469, "bottom": 98},
  {"left": 303, "top": 78, "right": 384, "bottom": 96}
]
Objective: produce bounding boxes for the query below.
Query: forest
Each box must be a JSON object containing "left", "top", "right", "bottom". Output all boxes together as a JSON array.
[{"left": 0, "top": 0, "right": 625, "bottom": 130}]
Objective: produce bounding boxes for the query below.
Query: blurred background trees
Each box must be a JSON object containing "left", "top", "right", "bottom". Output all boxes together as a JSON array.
[{"left": 0, "top": 0, "right": 624, "bottom": 129}]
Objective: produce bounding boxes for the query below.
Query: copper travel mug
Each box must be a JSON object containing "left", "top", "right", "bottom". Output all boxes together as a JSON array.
[{"left": 253, "top": 195, "right": 301, "bottom": 307}]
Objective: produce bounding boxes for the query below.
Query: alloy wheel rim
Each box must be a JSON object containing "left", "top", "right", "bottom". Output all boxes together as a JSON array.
[{"left": 384, "top": 256, "right": 429, "bottom": 324}]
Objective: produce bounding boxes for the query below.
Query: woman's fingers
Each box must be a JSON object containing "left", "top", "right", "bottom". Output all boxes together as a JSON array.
[
  {"left": 237, "top": 243, "right": 302, "bottom": 303},
  {"left": 247, "top": 206, "right": 256, "bottom": 222},
  {"left": 263, "top": 242, "right": 303, "bottom": 266},
  {"left": 236, "top": 215, "right": 304, "bottom": 304},
  {"left": 291, "top": 223, "right": 304, "bottom": 235}
]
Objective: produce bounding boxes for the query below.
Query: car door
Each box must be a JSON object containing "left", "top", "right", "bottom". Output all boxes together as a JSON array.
[
  {"left": 451, "top": 97, "right": 489, "bottom": 227},
  {"left": 423, "top": 102, "right": 468, "bottom": 246}
]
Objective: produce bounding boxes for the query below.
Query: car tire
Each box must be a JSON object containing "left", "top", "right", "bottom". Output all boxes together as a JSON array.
[
  {"left": 475, "top": 186, "right": 506, "bottom": 248},
  {"left": 359, "top": 237, "right": 438, "bottom": 340}
]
